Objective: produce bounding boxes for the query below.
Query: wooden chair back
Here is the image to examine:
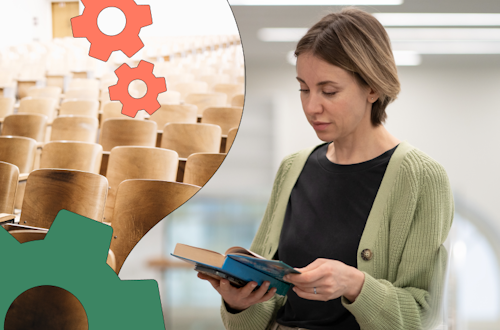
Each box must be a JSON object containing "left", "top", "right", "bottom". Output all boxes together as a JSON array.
[
  {"left": 99, "top": 119, "right": 157, "bottom": 151},
  {"left": 0, "top": 136, "right": 37, "bottom": 173},
  {"left": 40, "top": 141, "right": 103, "bottom": 174},
  {"left": 214, "top": 83, "right": 244, "bottom": 106},
  {"left": 201, "top": 106, "right": 243, "bottom": 135},
  {"left": 110, "top": 179, "right": 200, "bottom": 273},
  {"left": 0, "top": 97, "right": 15, "bottom": 120},
  {"left": 59, "top": 99, "right": 99, "bottom": 117},
  {"left": 104, "top": 146, "right": 179, "bottom": 222},
  {"left": 16, "top": 80, "right": 37, "bottom": 99},
  {"left": 184, "top": 93, "right": 227, "bottom": 116},
  {"left": 0, "top": 161, "right": 19, "bottom": 214},
  {"left": 172, "top": 81, "right": 208, "bottom": 101},
  {"left": 157, "top": 90, "right": 181, "bottom": 104},
  {"left": 26, "top": 86, "right": 62, "bottom": 100},
  {"left": 231, "top": 94, "right": 244, "bottom": 107},
  {"left": 183, "top": 153, "right": 226, "bottom": 187},
  {"left": 199, "top": 74, "right": 231, "bottom": 92},
  {"left": 18, "top": 97, "right": 57, "bottom": 123},
  {"left": 8, "top": 229, "right": 47, "bottom": 243},
  {"left": 68, "top": 78, "right": 99, "bottom": 91},
  {"left": 101, "top": 101, "right": 146, "bottom": 123},
  {"left": 50, "top": 115, "right": 98, "bottom": 143},
  {"left": 63, "top": 88, "right": 99, "bottom": 100},
  {"left": 20, "top": 169, "right": 108, "bottom": 228},
  {"left": 1, "top": 114, "right": 48, "bottom": 142},
  {"left": 226, "top": 127, "right": 238, "bottom": 153},
  {"left": 161, "top": 123, "right": 221, "bottom": 159},
  {"left": 148, "top": 104, "right": 198, "bottom": 129}
]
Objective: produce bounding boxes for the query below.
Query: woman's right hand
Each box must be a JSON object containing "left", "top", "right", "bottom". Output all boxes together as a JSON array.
[{"left": 197, "top": 272, "right": 277, "bottom": 312}]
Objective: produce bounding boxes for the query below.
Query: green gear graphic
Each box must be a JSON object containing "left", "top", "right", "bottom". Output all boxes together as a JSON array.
[{"left": 0, "top": 209, "right": 165, "bottom": 330}]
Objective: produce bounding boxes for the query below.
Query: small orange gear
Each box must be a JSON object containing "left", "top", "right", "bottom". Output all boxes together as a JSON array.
[
  {"left": 109, "top": 60, "right": 167, "bottom": 118},
  {"left": 71, "top": 0, "right": 152, "bottom": 62}
]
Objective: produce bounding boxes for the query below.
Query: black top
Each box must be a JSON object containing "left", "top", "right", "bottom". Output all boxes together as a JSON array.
[{"left": 275, "top": 143, "right": 397, "bottom": 330}]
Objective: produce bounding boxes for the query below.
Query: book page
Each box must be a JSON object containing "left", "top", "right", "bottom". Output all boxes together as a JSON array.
[{"left": 225, "top": 246, "right": 266, "bottom": 259}]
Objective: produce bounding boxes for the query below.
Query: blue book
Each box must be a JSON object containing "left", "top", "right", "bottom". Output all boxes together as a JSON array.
[{"left": 171, "top": 243, "right": 300, "bottom": 296}]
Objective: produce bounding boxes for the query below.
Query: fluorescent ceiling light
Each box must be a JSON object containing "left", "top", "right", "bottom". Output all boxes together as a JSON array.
[
  {"left": 287, "top": 50, "right": 420, "bottom": 66},
  {"left": 392, "top": 50, "right": 421, "bottom": 66},
  {"left": 374, "top": 13, "right": 500, "bottom": 26},
  {"left": 387, "top": 28, "right": 500, "bottom": 41},
  {"left": 230, "top": 0, "right": 402, "bottom": 5},
  {"left": 392, "top": 41, "right": 500, "bottom": 54},
  {"left": 258, "top": 28, "right": 307, "bottom": 42}
]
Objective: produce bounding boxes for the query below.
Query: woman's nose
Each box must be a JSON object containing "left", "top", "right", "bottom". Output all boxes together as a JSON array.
[{"left": 303, "top": 93, "right": 323, "bottom": 115}]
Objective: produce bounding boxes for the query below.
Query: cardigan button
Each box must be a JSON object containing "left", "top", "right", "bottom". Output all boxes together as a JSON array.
[{"left": 361, "top": 249, "right": 373, "bottom": 261}]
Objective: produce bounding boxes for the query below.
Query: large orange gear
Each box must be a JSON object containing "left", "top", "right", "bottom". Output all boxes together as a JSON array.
[
  {"left": 71, "top": 0, "right": 152, "bottom": 62},
  {"left": 109, "top": 60, "right": 167, "bottom": 118}
]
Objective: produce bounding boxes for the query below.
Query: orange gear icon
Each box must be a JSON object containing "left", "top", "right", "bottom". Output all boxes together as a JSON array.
[
  {"left": 109, "top": 60, "right": 167, "bottom": 118},
  {"left": 71, "top": 0, "right": 152, "bottom": 62}
]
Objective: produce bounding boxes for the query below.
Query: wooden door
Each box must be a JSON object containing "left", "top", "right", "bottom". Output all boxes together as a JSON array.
[{"left": 52, "top": 2, "right": 79, "bottom": 38}]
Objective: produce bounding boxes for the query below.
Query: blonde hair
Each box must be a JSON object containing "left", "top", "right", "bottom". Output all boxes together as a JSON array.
[{"left": 295, "top": 7, "right": 400, "bottom": 125}]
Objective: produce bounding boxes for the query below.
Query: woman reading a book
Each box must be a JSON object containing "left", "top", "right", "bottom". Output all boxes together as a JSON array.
[{"left": 198, "top": 7, "right": 453, "bottom": 330}]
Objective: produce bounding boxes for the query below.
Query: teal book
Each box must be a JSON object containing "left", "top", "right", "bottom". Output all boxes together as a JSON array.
[{"left": 171, "top": 243, "right": 300, "bottom": 296}]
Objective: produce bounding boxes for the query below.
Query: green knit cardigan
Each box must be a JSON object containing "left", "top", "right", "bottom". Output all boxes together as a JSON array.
[{"left": 220, "top": 141, "right": 454, "bottom": 330}]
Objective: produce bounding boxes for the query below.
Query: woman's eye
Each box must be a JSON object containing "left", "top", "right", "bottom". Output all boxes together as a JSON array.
[
  {"left": 323, "top": 91, "right": 336, "bottom": 96},
  {"left": 299, "top": 89, "right": 309, "bottom": 93}
]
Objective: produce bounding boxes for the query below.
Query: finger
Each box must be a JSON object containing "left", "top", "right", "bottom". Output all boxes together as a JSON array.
[
  {"left": 249, "top": 281, "right": 271, "bottom": 301},
  {"left": 239, "top": 281, "right": 259, "bottom": 297},
  {"left": 292, "top": 286, "right": 324, "bottom": 301},
  {"left": 296, "top": 259, "right": 326, "bottom": 273},
  {"left": 286, "top": 270, "right": 326, "bottom": 285},
  {"left": 197, "top": 273, "right": 221, "bottom": 289},
  {"left": 256, "top": 286, "right": 277, "bottom": 303}
]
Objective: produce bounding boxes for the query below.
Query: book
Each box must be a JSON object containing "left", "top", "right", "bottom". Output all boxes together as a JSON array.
[{"left": 171, "top": 243, "right": 300, "bottom": 296}]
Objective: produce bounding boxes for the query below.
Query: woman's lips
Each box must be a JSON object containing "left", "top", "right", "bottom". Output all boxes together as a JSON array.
[{"left": 312, "top": 121, "right": 330, "bottom": 131}]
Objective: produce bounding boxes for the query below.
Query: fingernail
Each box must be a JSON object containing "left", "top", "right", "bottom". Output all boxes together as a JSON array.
[{"left": 251, "top": 282, "right": 257, "bottom": 288}]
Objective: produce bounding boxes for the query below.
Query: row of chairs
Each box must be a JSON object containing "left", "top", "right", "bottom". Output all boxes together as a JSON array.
[{"left": 0, "top": 162, "right": 200, "bottom": 274}]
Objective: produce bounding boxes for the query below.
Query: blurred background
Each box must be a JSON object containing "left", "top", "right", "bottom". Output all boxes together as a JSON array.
[{"left": 1, "top": 0, "right": 500, "bottom": 329}]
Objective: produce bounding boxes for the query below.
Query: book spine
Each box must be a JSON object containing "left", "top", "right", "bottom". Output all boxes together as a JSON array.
[{"left": 222, "top": 257, "right": 291, "bottom": 296}]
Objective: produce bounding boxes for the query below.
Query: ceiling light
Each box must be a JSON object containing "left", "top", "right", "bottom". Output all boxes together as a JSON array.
[
  {"left": 374, "top": 13, "right": 500, "bottom": 26},
  {"left": 230, "top": 0, "right": 402, "bottom": 5},
  {"left": 258, "top": 28, "right": 307, "bottom": 42},
  {"left": 393, "top": 50, "right": 421, "bottom": 66},
  {"left": 387, "top": 28, "right": 500, "bottom": 40}
]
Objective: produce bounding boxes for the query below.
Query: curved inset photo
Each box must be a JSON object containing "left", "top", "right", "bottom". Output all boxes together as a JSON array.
[{"left": 0, "top": 0, "right": 243, "bottom": 328}]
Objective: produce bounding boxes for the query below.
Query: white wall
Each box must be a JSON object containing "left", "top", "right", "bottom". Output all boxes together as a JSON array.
[{"left": 242, "top": 60, "right": 500, "bottom": 232}]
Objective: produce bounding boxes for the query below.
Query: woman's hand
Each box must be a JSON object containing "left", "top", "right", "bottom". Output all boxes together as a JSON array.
[
  {"left": 197, "top": 272, "right": 277, "bottom": 312},
  {"left": 283, "top": 258, "right": 365, "bottom": 302}
]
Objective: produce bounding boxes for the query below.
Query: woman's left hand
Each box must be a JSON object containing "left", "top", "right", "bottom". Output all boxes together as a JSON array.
[{"left": 283, "top": 258, "right": 365, "bottom": 302}]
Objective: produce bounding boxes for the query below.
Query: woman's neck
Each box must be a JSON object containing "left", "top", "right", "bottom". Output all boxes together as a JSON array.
[{"left": 326, "top": 124, "right": 400, "bottom": 165}]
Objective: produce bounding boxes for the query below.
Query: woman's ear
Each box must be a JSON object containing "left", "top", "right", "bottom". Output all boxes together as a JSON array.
[{"left": 367, "top": 88, "right": 379, "bottom": 103}]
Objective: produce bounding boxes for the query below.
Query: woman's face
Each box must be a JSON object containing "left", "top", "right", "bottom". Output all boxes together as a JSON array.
[{"left": 296, "top": 52, "right": 377, "bottom": 142}]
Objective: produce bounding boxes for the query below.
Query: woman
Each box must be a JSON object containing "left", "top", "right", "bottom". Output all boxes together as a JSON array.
[{"left": 198, "top": 7, "right": 454, "bottom": 330}]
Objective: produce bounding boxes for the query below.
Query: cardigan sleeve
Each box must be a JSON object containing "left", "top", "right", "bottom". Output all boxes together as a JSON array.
[
  {"left": 341, "top": 157, "right": 454, "bottom": 330},
  {"left": 220, "top": 153, "right": 298, "bottom": 330}
]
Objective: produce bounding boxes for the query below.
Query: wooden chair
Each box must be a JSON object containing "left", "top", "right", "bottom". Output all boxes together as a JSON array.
[
  {"left": 16, "top": 80, "right": 38, "bottom": 99},
  {"left": 1, "top": 114, "right": 48, "bottom": 143},
  {"left": 26, "top": 86, "right": 62, "bottom": 100},
  {"left": 231, "top": 94, "right": 244, "bottom": 107},
  {"left": 201, "top": 106, "right": 243, "bottom": 135},
  {"left": 148, "top": 104, "right": 198, "bottom": 129},
  {"left": 0, "top": 161, "right": 19, "bottom": 220},
  {"left": 40, "top": 141, "right": 103, "bottom": 174},
  {"left": 50, "top": 115, "right": 98, "bottom": 143},
  {"left": 199, "top": 74, "right": 231, "bottom": 92},
  {"left": 59, "top": 99, "right": 99, "bottom": 117},
  {"left": 0, "top": 97, "right": 15, "bottom": 121},
  {"left": 101, "top": 101, "right": 147, "bottom": 124},
  {"left": 18, "top": 97, "right": 57, "bottom": 123},
  {"left": 19, "top": 169, "right": 108, "bottom": 228},
  {"left": 183, "top": 153, "right": 226, "bottom": 187},
  {"left": 0, "top": 136, "right": 37, "bottom": 175},
  {"left": 103, "top": 146, "right": 179, "bottom": 223},
  {"left": 226, "top": 127, "right": 238, "bottom": 153},
  {"left": 99, "top": 119, "right": 157, "bottom": 151},
  {"left": 184, "top": 92, "right": 227, "bottom": 116},
  {"left": 214, "top": 83, "right": 244, "bottom": 105},
  {"left": 110, "top": 179, "right": 200, "bottom": 273},
  {"left": 161, "top": 123, "right": 221, "bottom": 159},
  {"left": 68, "top": 78, "right": 99, "bottom": 91},
  {"left": 157, "top": 90, "right": 181, "bottom": 104},
  {"left": 63, "top": 88, "right": 99, "bottom": 100},
  {"left": 171, "top": 81, "right": 208, "bottom": 101}
]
